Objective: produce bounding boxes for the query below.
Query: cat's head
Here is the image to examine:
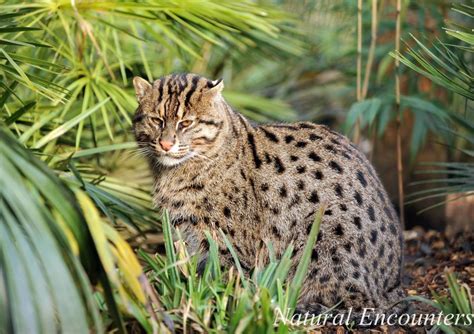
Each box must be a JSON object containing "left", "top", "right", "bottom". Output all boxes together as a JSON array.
[{"left": 132, "top": 73, "right": 227, "bottom": 167}]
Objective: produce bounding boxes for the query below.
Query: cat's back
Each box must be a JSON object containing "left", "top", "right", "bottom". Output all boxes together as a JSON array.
[
  {"left": 251, "top": 121, "right": 393, "bottom": 212},
  {"left": 248, "top": 121, "right": 401, "bottom": 255}
]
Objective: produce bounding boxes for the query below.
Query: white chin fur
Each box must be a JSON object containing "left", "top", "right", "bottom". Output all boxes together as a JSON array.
[{"left": 158, "top": 154, "right": 193, "bottom": 167}]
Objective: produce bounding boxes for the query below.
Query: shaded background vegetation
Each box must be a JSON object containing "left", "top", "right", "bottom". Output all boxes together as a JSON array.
[{"left": 0, "top": 0, "right": 472, "bottom": 333}]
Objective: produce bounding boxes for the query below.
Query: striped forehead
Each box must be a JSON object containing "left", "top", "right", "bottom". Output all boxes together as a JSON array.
[{"left": 155, "top": 74, "right": 209, "bottom": 118}]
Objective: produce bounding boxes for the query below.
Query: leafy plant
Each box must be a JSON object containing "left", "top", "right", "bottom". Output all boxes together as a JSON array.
[
  {"left": 0, "top": 126, "right": 165, "bottom": 333},
  {"left": 140, "top": 207, "right": 325, "bottom": 332},
  {"left": 0, "top": 1, "right": 304, "bottom": 332},
  {"left": 395, "top": 3, "right": 474, "bottom": 211},
  {"left": 395, "top": 3, "right": 474, "bottom": 100},
  {"left": 408, "top": 272, "right": 473, "bottom": 334}
]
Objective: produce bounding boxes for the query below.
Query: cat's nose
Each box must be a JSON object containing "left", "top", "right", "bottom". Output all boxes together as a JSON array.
[{"left": 159, "top": 140, "right": 174, "bottom": 152}]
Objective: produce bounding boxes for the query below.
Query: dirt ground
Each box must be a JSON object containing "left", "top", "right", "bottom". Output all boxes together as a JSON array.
[{"left": 320, "top": 229, "right": 474, "bottom": 333}]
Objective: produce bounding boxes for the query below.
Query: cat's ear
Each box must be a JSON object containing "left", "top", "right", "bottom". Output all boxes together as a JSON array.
[
  {"left": 203, "top": 79, "right": 224, "bottom": 100},
  {"left": 133, "top": 76, "right": 152, "bottom": 102}
]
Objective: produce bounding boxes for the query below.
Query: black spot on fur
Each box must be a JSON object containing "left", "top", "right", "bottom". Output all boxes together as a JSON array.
[
  {"left": 290, "top": 155, "right": 299, "bottom": 162},
  {"left": 350, "top": 259, "right": 360, "bottom": 268},
  {"left": 308, "top": 191, "right": 319, "bottom": 203},
  {"left": 388, "top": 252, "right": 394, "bottom": 263},
  {"left": 288, "top": 195, "right": 301, "bottom": 208},
  {"left": 185, "top": 183, "right": 204, "bottom": 191},
  {"left": 272, "top": 226, "right": 281, "bottom": 237},
  {"left": 368, "top": 205, "right": 376, "bottom": 221},
  {"left": 296, "top": 166, "right": 306, "bottom": 174},
  {"left": 313, "top": 170, "right": 323, "bottom": 180},
  {"left": 319, "top": 274, "right": 331, "bottom": 283},
  {"left": 354, "top": 191, "right": 363, "bottom": 206},
  {"left": 339, "top": 203, "right": 348, "bottom": 211},
  {"left": 311, "top": 249, "right": 318, "bottom": 261},
  {"left": 353, "top": 216, "right": 362, "bottom": 229},
  {"left": 378, "top": 244, "right": 385, "bottom": 257},
  {"left": 370, "top": 230, "right": 378, "bottom": 244},
  {"left": 332, "top": 254, "right": 341, "bottom": 264},
  {"left": 324, "top": 209, "right": 333, "bottom": 216},
  {"left": 247, "top": 133, "right": 262, "bottom": 169},
  {"left": 223, "top": 207, "right": 231, "bottom": 218},
  {"left": 240, "top": 169, "right": 247, "bottom": 180},
  {"left": 279, "top": 185, "right": 288, "bottom": 198},
  {"left": 344, "top": 242, "right": 352, "bottom": 252},
  {"left": 261, "top": 183, "right": 269, "bottom": 191},
  {"left": 284, "top": 135, "right": 294, "bottom": 143},
  {"left": 389, "top": 223, "right": 398, "bottom": 236},
  {"left": 377, "top": 189, "right": 385, "bottom": 203},
  {"left": 324, "top": 144, "right": 337, "bottom": 153},
  {"left": 272, "top": 207, "right": 280, "bottom": 215},
  {"left": 172, "top": 200, "right": 184, "bottom": 209},
  {"left": 358, "top": 240, "right": 367, "bottom": 258},
  {"left": 329, "top": 160, "right": 343, "bottom": 173},
  {"left": 309, "top": 133, "right": 323, "bottom": 141},
  {"left": 317, "top": 230, "right": 323, "bottom": 242},
  {"left": 346, "top": 285, "right": 358, "bottom": 294},
  {"left": 356, "top": 170, "right": 368, "bottom": 187},
  {"left": 264, "top": 152, "right": 272, "bottom": 164},
  {"left": 260, "top": 128, "right": 279, "bottom": 143},
  {"left": 295, "top": 141, "right": 308, "bottom": 148},
  {"left": 334, "top": 224, "right": 344, "bottom": 236},
  {"left": 334, "top": 184, "right": 343, "bottom": 198},
  {"left": 200, "top": 240, "right": 209, "bottom": 252},
  {"left": 297, "top": 180, "right": 305, "bottom": 190},
  {"left": 342, "top": 151, "right": 352, "bottom": 160},
  {"left": 299, "top": 123, "right": 316, "bottom": 129},
  {"left": 352, "top": 271, "right": 361, "bottom": 279},
  {"left": 308, "top": 152, "right": 321, "bottom": 162},
  {"left": 273, "top": 156, "right": 285, "bottom": 174},
  {"left": 372, "top": 259, "right": 379, "bottom": 270},
  {"left": 381, "top": 223, "right": 387, "bottom": 232}
]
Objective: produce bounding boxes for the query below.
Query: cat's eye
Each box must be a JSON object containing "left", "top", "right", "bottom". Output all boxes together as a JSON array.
[
  {"left": 149, "top": 116, "right": 164, "bottom": 127},
  {"left": 178, "top": 120, "right": 193, "bottom": 129}
]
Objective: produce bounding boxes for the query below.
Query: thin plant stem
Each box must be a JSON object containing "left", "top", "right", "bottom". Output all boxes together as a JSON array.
[
  {"left": 357, "top": 0, "right": 362, "bottom": 102},
  {"left": 362, "top": 0, "right": 378, "bottom": 99},
  {"left": 395, "top": 0, "right": 405, "bottom": 228},
  {"left": 354, "top": 0, "right": 363, "bottom": 143}
]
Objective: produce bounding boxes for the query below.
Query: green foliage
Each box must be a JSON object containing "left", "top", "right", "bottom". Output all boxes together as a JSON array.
[
  {"left": 407, "top": 272, "right": 474, "bottom": 334},
  {"left": 406, "top": 116, "right": 474, "bottom": 212},
  {"left": 398, "top": 3, "right": 474, "bottom": 210},
  {"left": 140, "top": 207, "right": 324, "bottom": 333},
  {"left": 0, "top": 127, "right": 101, "bottom": 333},
  {"left": 0, "top": 1, "right": 302, "bottom": 332},
  {"left": 394, "top": 3, "right": 474, "bottom": 100},
  {"left": 1, "top": 1, "right": 298, "bottom": 146},
  {"left": 0, "top": 126, "right": 166, "bottom": 333},
  {"left": 1, "top": 0, "right": 473, "bottom": 332}
]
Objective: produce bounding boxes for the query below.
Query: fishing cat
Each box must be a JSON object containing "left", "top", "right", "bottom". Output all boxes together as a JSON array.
[{"left": 132, "top": 73, "right": 405, "bottom": 317}]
